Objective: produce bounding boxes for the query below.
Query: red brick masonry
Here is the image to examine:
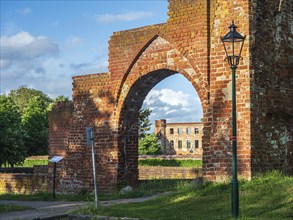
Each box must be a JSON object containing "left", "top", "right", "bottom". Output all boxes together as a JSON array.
[{"left": 49, "top": 0, "right": 293, "bottom": 192}]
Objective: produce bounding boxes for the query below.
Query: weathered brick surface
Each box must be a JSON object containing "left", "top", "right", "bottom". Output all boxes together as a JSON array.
[
  {"left": 0, "top": 166, "right": 47, "bottom": 194},
  {"left": 249, "top": 0, "right": 293, "bottom": 174},
  {"left": 139, "top": 166, "right": 201, "bottom": 180},
  {"left": 49, "top": 0, "right": 292, "bottom": 192},
  {"left": 154, "top": 119, "right": 204, "bottom": 156}
]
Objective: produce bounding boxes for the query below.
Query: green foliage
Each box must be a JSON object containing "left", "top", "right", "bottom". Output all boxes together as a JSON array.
[
  {"left": 138, "top": 159, "right": 202, "bottom": 167},
  {"left": 22, "top": 96, "right": 50, "bottom": 155},
  {"left": 138, "top": 133, "right": 161, "bottom": 155},
  {"left": 47, "top": 95, "right": 70, "bottom": 111},
  {"left": 0, "top": 95, "right": 26, "bottom": 167},
  {"left": 73, "top": 171, "right": 293, "bottom": 220},
  {"left": 138, "top": 108, "right": 152, "bottom": 139},
  {"left": 1, "top": 86, "right": 69, "bottom": 162},
  {"left": 138, "top": 109, "right": 161, "bottom": 155},
  {"left": 8, "top": 86, "right": 52, "bottom": 114},
  {"left": 6, "top": 86, "right": 59, "bottom": 156},
  {"left": 15, "top": 159, "right": 48, "bottom": 167}
]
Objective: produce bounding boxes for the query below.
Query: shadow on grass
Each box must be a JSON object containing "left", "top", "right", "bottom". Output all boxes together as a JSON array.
[{"left": 73, "top": 171, "right": 293, "bottom": 220}]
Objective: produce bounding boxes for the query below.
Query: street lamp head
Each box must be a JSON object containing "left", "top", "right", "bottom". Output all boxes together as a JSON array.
[{"left": 220, "top": 20, "right": 246, "bottom": 67}]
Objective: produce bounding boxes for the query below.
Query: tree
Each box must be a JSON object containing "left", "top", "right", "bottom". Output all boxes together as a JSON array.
[
  {"left": 8, "top": 86, "right": 52, "bottom": 114},
  {"left": 8, "top": 86, "right": 58, "bottom": 156},
  {"left": 48, "top": 95, "right": 70, "bottom": 111},
  {"left": 138, "top": 108, "right": 161, "bottom": 155},
  {"left": 138, "top": 133, "right": 161, "bottom": 155},
  {"left": 22, "top": 96, "right": 50, "bottom": 155},
  {"left": 138, "top": 108, "right": 152, "bottom": 139},
  {"left": 0, "top": 95, "right": 26, "bottom": 167}
]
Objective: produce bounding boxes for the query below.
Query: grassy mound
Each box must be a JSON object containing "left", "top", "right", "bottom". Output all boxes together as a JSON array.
[{"left": 74, "top": 171, "right": 293, "bottom": 219}]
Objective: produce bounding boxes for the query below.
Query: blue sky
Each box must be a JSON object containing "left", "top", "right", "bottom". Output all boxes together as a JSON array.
[{"left": 0, "top": 0, "right": 203, "bottom": 125}]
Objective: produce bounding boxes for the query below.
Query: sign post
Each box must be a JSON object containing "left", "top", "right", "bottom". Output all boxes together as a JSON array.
[
  {"left": 49, "top": 156, "right": 63, "bottom": 198},
  {"left": 86, "top": 127, "right": 98, "bottom": 208}
]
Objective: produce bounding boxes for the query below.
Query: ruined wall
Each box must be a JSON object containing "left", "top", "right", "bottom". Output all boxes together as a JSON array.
[
  {"left": 68, "top": 73, "right": 120, "bottom": 192},
  {"left": 249, "top": 0, "right": 293, "bottom": 174},
  {"left": 0, "top": 166, "right": 47, "bottom": 194},
  {"left": 154, "top": 119, "right": 204, "bottom": 156},
  {"left": 48, "top": 101, "right": 73, "bottom": 191},
  {"left": 206, "top": 0, "right": 251, "bottom": 181},
  {"left": 48, "top": 0, "right": 292, "bottom": 192}
]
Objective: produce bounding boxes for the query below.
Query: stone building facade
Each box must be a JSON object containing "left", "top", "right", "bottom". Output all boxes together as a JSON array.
[
  {"left": 49, "top": 0, "right": 293, "bottom": 193},
  {"left": 154, "top": 119, "right": 203, "bottom": 156}
]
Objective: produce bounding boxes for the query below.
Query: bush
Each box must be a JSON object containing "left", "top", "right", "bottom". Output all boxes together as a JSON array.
[{"left": 138, "top": 134, "right": 161, "bottom": 155}]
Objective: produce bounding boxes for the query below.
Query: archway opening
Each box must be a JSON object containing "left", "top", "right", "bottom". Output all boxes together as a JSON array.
[
  {"left": 118, "top": 69, "right": 204, "bottom": 186},
  {"left": 142, "top": 73, "right": 203, "bottom": 156}
]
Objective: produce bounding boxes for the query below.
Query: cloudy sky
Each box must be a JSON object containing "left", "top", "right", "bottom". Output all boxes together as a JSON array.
[{"left": 0, "top": 0, "right": 203, "bottom": 127}]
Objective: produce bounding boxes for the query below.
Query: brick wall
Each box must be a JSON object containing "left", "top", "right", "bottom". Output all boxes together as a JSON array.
[
  {"left": 48, "top": 0, "right": 292, "bottom": 192},
  {"left": 0, "top": 166, "right": 47, "bottom": 194},
  {"left": 0, "top": 165, "right": 198, "bottom": 193},
  {"left": 139, "top": 166, "right": 201, "bottom": 180},
  {"left": 249, "top": 0, "right": 293, "bottom": 174}
]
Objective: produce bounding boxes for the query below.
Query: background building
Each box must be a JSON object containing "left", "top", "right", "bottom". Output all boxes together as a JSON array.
[{"left": 154, "top": 119, "right": 203, "bottom": 157}]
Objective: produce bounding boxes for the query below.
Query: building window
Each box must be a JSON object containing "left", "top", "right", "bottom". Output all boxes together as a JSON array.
[
  {"left": 186, "top": 140, "right": 191, "bottom": 149},
  {"left": 178, "top": 140, "right": 182, "bottom": 149},
  {"left": 170, "top": 128, "right": 174, "bottom": 134},
  {"left": 195, "top": 140, "right": 199, "bottom": 148},
  {"left": 170, "top": 140, "right": 174, "bottom": 147},
  {"left": 195, "top": 128, "right": 199, "bottom": 134},
  {"left": 186, "top": 127, "right": 191, "bottom": 134},
  {"left": 178, "top": 128, "right": 182, "bottom": 134}
]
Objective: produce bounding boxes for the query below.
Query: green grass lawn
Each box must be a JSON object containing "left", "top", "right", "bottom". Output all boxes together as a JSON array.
[
  {"left": 0, "top": 204, "right": 33, "bottom": 213},
  {"left": 12, "top": 157, "right": 202, "bottom": 168},
  {"left": 73, "top": 171, "right": 293, "bottom": 220},
  {"left": 138, "top": 158, "right": 202, "bottom": 167}
]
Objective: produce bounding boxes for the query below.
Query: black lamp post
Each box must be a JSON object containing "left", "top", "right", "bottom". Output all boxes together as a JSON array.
[{"left": 220, "top": 20, "right": 246, "bottom": 219}]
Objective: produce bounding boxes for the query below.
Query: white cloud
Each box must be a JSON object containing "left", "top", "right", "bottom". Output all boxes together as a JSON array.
[
  {"left": 65, "top": 35, "right": 82, "bottom": 47},
  {"left": 142, "top": 89, "right": 203, "bottom": 126},
  {"left": 1, "top": 31, "right": 59, "bottom": 63},
  {"left": 95, "top": 11, "right": 154, "bottom": 23},
  {"left": 17, "top": 7, "right": 32, "bottom": 16},
  {"left": 1, "top": 31, "right": 34, "bottom": 47},
  {"left": 144, "top": 89, "right": 190, "bottom": 106},
  {"left": 0, "top": 31, "right": 62, "bottom": 96}
]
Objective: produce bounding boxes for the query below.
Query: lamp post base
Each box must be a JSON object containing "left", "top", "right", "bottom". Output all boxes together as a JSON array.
[{"left": 232, "top": 178, "right": 239, "bottom": 218}]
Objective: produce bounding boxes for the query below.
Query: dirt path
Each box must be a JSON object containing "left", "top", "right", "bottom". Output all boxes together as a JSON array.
[{"left": 0, "top": 192, "right": 170, "bottom": 220}]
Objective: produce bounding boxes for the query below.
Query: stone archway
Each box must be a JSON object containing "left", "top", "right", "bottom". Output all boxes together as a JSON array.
[{"left": 49, "top": 0, "right": 292, "bottom": 193}]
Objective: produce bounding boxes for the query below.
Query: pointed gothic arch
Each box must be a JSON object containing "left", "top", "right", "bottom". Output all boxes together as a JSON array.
[{"left": 48, "top": 0, "right": 292, "bottom": 193}]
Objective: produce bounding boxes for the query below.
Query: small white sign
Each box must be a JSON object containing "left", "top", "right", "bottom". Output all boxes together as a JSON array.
[{"left": 49, "top": 156, "right": 63, "bottom": 163}]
